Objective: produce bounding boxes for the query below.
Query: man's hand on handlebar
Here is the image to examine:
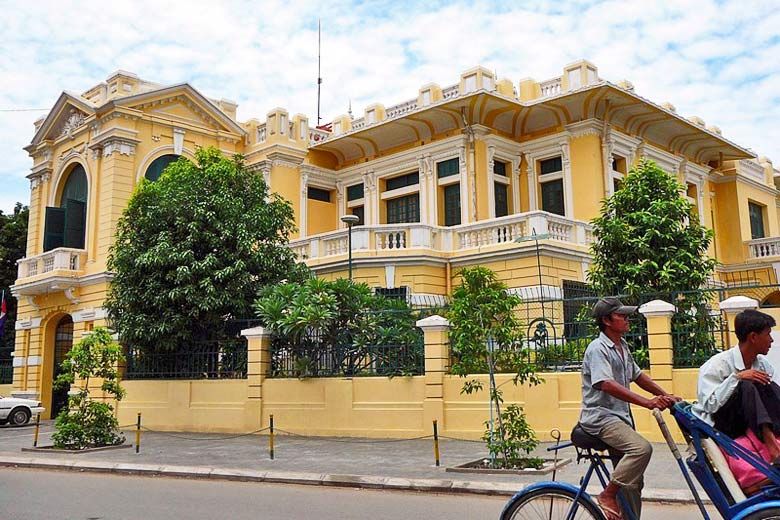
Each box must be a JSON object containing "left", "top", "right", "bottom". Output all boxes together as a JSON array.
[{"left": 645, "top": 395, "right": 679, "bottom": 410}]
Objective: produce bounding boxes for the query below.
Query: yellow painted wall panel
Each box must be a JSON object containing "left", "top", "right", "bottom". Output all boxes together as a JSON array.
[{"left": 307, "top": 199, "right": 338, "bottom": 236}]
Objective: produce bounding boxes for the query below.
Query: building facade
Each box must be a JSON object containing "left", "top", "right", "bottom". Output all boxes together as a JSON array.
[{"left": 7, "top": 60, "right": 780, "bottom": 418}]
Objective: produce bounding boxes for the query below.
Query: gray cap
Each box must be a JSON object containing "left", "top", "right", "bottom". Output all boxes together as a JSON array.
[{"left": 591, "top": 297, "right": 638, "bottom": 319}]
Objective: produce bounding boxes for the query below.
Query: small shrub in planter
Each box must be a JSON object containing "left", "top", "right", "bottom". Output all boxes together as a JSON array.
[{"left": 52, "top": 327, "right": 126, "bottom": 450}]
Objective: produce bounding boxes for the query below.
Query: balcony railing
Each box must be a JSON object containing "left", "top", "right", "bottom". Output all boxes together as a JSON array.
[
  {"left": 289, "top": 212, "right": 592, "bottom": 261},
  {"left": 747, "top": 237, "right": 780, "bottom": 259},
  {"left": 17, "top": 248, "right": 87, "bottom": 279}
]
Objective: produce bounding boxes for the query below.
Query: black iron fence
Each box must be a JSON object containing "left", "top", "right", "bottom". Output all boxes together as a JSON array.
[
  {"left": 124, "top": 339, "right": 248, "bottom": 380},
  {"left": 270, "top": 328, "right": 425, "bottom": 378},
  {"left": 0, "top": 346, "right": 12, "bottom": 384}
]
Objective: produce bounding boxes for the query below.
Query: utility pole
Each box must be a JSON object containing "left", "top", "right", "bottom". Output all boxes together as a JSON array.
[{"left": 317, "top": 18, "right": 322, "bottom": 126}]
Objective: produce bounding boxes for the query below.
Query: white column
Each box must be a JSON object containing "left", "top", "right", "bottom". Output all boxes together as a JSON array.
[
  {"left": 336, "top": 181, "right": 345, "bottom": 225},
  {"left": 299, "top": 171, "right": 308, "bottom": 237},
  {"left": 561, "top": 140, "right": 573, "bottom": 217},
  {"left": 426, "top": 155, "right": 437, "bottom": 225},
  {"left": 526, "top": 154, "right": 538, "bottom": 211},
  {"left": 418, "top": 156, "right": 429, "bottom": 224},
  {"left": 511, "top": 155, "right": 521, "bottom": 214},
  {"left": 459, "top": 143, "right": 469, "bottom": 224},
  {"left": 602, "top": 127, "right": 614, "bottom": 198},
  {"left": 487, "top": 145, "right": 496, "bottom": 219}
]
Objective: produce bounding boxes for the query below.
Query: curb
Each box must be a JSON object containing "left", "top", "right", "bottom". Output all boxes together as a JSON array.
[{"left": 0, "top": 456, "right": 707, "bottom": 504}]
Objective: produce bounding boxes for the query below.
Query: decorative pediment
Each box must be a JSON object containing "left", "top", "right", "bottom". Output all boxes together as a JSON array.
[
  {"left": 115, "top": 84, "right": 246, "bottom": 136},
  {"left": 27, "top": 93, "right": 96, "bottom": 149}
]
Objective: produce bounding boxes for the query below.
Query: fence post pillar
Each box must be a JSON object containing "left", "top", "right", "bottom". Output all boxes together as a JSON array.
[
  {"left": 416, "top": 315, "right": 450, "bottom": 432},
  {"left": 241, "top": 326, "right": 272, "bottom": 429},
  {"left": 720, "top": 296, "right": 759, "bottom": 347},
  {"left": 638, "top": 299, "right": 675, "bottom": 387}
]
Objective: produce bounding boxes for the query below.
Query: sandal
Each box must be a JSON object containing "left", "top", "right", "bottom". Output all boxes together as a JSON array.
[{"left": 596, "top": 494, "right": 622, "bottom": 520}]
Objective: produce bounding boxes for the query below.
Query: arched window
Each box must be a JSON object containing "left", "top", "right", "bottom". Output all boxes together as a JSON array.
[
  {"left": 145, "top": 154, "right": 180, "bottom": 181},
  {"left": 43, "top": 164, "right": 88, "bottom": 251}
]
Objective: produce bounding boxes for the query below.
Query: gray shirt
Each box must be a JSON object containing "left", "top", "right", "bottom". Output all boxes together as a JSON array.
[{"left": 579, "top": 332, "right": 642, "bottom": 435}]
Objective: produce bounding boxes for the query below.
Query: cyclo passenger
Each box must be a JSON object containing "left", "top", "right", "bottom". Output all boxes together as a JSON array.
[
  {"left": 579, "top": 298, "right": 682, "bottom": 520},
  {"left": 693, "top": 309, "right": 780, "bottom": 495}
]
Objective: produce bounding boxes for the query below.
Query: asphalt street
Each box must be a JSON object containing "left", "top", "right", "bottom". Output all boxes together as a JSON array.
[{"left": 1, "top": 468, "right": 719, "bottom": 520}]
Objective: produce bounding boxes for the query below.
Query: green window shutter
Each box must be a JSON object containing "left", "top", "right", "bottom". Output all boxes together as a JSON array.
[
  {"left": 64, "top": 199, "right": 86, "bottom": 249},
  {"left": 494, "top": 182, "right": 508, "bottom": 217},
  {"left": 444, "top": 184, "right": 461, "bottom": 226},
  {"left": 437, "top": 158, "right": 459, "bottom": 178},
  {"left": 43, "top": 206, "right": 66, "bottom": 252},
  {"left": 541, "top": 179, "right": 565, "bottom": 216}
]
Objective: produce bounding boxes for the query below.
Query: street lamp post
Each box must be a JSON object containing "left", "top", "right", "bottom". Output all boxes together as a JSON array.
[{"left": 340, "top": 214, "right": 360, "bottom": 280}]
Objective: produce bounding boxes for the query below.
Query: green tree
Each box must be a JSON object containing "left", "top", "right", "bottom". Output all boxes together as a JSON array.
[
  {"left": 448, "top": 266, "right": 542, "bottom": 467},
  {"left": 105, "top": 147, "right": 308, "bottom": 353},
  {"left": 52, "top": 327, "right": 126, "bottom": 449},
  {"left": 255, "top": 278, "right": 422, "bottom": 377},
  {"left": 0, "top": 203, "right": 29, "bottom": 368},
  {"left": 588, "top": 159, "right": 718, "bottom": 365}
]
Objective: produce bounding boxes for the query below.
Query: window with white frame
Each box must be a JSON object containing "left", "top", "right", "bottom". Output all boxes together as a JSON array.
[{"left": 539, "top": 156, "right": 565, "bottom": 216}]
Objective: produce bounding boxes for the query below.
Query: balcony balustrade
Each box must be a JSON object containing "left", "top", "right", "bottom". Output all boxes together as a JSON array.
[
  {"left": 289, "top": 212, "right": 592, "bottom": 261},
  {"left": 747, "top": 237, "right": 780, "bottom": 259},
  {"left": 17, "top": 248, "right": 87, "bottom": 280}
]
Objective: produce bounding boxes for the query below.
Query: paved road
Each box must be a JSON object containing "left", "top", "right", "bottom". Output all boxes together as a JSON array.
[{"left": 1, "top": 468, "right": 717, "bottom": 520}]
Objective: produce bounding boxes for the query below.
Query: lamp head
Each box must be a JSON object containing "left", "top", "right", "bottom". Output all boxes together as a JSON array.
[{"left": 341, "top": 214, "right": 360, "bottom": 225}]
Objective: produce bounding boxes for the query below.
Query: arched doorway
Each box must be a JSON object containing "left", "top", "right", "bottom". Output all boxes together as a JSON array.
[{"left": 51, "top": 315, "right": 74, "bottom": 417}]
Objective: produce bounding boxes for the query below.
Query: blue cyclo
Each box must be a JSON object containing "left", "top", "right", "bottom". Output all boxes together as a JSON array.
[{"left": 500, "top": 402, "right": 780, "bottom": 520}]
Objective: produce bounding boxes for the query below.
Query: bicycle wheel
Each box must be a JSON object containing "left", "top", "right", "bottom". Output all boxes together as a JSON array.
[
  {"left": 741, "top": 508, "right": 780, "bottom": 520},
  {"left": 501, "top": 487, "right": 604, "bottom": 520}
]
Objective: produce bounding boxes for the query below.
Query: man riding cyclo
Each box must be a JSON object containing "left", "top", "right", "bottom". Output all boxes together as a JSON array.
[
  {"left": 579, "top": 298, "right": 682, "bottom": 520},
  {"left": 693, "top": 309, "right": 780, "bottom": 496}
]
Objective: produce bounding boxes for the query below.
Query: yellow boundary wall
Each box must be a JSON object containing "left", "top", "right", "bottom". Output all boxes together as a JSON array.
[{"left": 115, "top": 296, "right": 767, "bottom": 443}]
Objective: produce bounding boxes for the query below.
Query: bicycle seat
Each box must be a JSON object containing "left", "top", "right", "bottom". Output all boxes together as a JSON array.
[{"left": 571, "top": 423, "right": 610, "bottom": 452}]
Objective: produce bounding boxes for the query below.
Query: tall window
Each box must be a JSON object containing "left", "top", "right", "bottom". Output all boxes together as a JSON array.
[
  {"left": 43, "top": 165, "right": 88, "bottom": 251},
  {"left": 351, "top": 206, "right": 365, "bottom": 226},
  {"left": 749, "top": 202, "right": 765, "bottom": 239},
  {"left": 145, "top": 154, "right": 180, "bottom": 181},
  {"left": 444, "top": 184, "right": 461, "bottom": 226},
  {"left": 495, "top": 182, "right": 508, "bottom": 218},
  {"left": 539, "top": 156, "right": 565, "bottom": 216},
  {"left": 387, "top": 194, "right": 420, "bottom": 224}
]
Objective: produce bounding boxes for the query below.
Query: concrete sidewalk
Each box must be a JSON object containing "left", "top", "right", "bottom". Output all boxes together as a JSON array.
[{"left": 0, "top": 421, "right": 705, "bottom": 503}]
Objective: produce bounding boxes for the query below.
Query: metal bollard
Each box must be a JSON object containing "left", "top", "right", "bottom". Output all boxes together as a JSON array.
[
  {"left": 433, "top": 419, "right": 440, "bottom": 467},
  {"left": 135, "top": 412, "right": 141, "bottom": 454},
  {"left": 269, "top": 414, "right": 274, "bottom": 460},
  {"left": 33, "top": 413, "right": 41, "bottom": 448}
]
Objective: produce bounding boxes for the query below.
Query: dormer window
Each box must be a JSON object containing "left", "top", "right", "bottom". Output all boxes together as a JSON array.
[{"left": 464, "top": 74, "right": 477, "bottom": 93}]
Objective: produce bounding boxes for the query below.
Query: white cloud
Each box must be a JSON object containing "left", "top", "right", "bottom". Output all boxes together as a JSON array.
[{"left": 0, "top": 0, "right": 778, "bottom": 214}]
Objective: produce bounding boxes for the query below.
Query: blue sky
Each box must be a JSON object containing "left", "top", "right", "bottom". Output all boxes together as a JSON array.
[{"left": 1, "top": 0, "right": 779, "bottom": 214}]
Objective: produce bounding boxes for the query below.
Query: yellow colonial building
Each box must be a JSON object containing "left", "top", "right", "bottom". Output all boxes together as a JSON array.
[{"left": 6, "top": 61, "right": 780, "bottom": 438}]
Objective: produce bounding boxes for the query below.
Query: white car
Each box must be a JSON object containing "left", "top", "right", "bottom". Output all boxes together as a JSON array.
[{"left": 0, "top": 395, "right": 45, "bottom": 426}]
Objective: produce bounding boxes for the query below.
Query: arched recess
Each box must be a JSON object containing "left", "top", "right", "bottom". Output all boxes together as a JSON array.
[
  {"left": 761, "top": 291, "right": 780, "bottom": 307},
  {"left": 43, "top": 163, "right": 88, "bottom": 251},
  {"left": 136, "top": 146, "right": 195, "bottom": 183},
  {"left": 40, "top": 312, "right": 73, "bottom": 419}
]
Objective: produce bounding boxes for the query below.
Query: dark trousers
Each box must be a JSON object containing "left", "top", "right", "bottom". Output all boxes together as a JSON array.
[{"left": 713, "top": 380, "right": 780, "bottom": 439}]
